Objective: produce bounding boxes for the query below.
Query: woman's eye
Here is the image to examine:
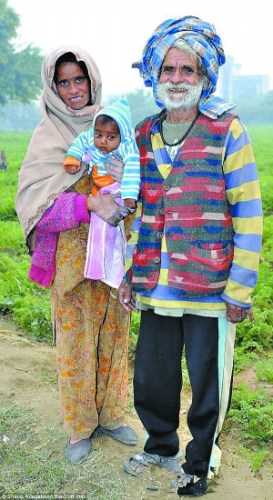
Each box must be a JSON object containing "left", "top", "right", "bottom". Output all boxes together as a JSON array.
[
  {"left": 76, "top": 76, "right": 87, "bottom": 83},
  {"left": 57, "top": 80, "right": 68, "bottom": 87}
]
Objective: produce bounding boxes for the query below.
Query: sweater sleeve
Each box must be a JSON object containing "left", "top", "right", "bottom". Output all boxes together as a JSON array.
[
  {"left": 119, "top": 143, "right": 141, "bottom": 200},
  {"left": 221, "top": 118, "right": 263, "bottom": 307},
  {"left": 64, "top": 155, "right": 81, "bottom": 171},
  {"left": 36, "top": 192, "right": 89, "bottom": 232},
  {"left": 65, "top": 128, "right": 94, "bottom": 161},
  {"left": 29, "top": 192, "right": 89, "bottom": 287}
]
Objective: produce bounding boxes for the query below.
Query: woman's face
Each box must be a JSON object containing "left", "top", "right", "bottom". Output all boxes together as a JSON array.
[{"left": 55, "top": 62, "right": 91, "bottom": 110}]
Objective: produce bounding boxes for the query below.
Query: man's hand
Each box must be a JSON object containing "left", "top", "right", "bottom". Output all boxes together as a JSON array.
[
  {"left": 104, "top": 153, "right": 124, "bottom": 182},
  {"left": 87, "top": 194, "right": 133, "bottom": 226},
  {"left": 118, "top": 279, "right": 138, "bottom": 312},
  {"left": 225, "top": 302, "right": 254, "bottom": 323}
]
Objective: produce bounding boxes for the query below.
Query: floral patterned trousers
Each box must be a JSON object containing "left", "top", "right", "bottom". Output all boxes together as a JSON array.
[{"left": 52, "top": 280, "right": 130, "bottom": 440}]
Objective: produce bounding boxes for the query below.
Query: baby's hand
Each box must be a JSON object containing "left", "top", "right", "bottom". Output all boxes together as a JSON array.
[{"left": 66, "top": 165, "right": 81, "bottom": 175}]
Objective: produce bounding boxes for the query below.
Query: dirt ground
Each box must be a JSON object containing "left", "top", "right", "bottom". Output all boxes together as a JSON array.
[{"left": 0, "top": 317, "right": 273, "bottom": 499}]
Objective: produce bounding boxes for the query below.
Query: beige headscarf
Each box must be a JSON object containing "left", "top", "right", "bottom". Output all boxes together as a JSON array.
[{"left": 15, "top": 46, "right": 102, "bottom": 243}]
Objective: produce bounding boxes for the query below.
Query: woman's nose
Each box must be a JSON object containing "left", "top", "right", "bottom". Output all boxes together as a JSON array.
[{"left": 69, "top": 82, "right": 79, "bottom": 94}]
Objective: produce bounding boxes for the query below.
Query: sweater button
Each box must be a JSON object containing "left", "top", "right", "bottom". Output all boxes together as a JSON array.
[
  {"left": 163, "top": 184, "right": 170, "bottom": 191},
  {"left": 157, "top": 232, "right": 163, "bottom": 239},
  {"left": 154, "top": 257, "right": 160, "bottom": 263},
  {"left": 160, "top": 208, "right": 164, "bottom": 215}
]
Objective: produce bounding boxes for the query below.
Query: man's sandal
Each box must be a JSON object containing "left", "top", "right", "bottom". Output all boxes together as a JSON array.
[
  {"left": 177, "top": 473, "right": 207, "bottom": 496},
  {"left": 123, "top": 450, "right": 182, "bottom": 477}
]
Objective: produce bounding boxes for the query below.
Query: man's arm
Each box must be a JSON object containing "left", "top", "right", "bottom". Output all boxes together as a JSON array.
[{"left": 221, "top": 117, "right": 263, "bottom": 313}]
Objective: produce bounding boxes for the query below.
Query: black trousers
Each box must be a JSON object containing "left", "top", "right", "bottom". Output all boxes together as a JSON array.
[{"left": 134, "top": 309, "right": 221, "bottom": 478}]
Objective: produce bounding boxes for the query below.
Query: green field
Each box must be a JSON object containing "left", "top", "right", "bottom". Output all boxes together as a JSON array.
[
  {"left": 1, "top": 128, "right": 273, "bottom": 492},
  {"left": 1, "top": 127, "right": 273, "bottom": 354}
]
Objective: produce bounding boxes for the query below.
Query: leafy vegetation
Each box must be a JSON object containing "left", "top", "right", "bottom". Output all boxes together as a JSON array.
[
  {"left": 255, "top": 356, "right": 273, "bottom": 383},
  {"left": 0, "top": 132, "right": 52, "bottom": 341},
  {"left": 1, "top": 128, "right": 273, "bottom": 472},
  {"left": 228, "top": 383, "right": 273, "bottom": 442},
  {"left": 236, "top": 445, "right": 269, "bottom": 473},
  {"left": 1, "top": 128, "right": 273, "bottom": 351}
]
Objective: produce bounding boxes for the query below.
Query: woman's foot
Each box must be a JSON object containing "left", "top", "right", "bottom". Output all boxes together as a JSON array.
[
  {"left": 98, "top": 424, "right": 138, "bottom": 445},
  {"left": 69, "top": 437, "right": 82, "bottom": 445},
  {"left": 65, "top": 436, "right": 92, "bottom": 463}
]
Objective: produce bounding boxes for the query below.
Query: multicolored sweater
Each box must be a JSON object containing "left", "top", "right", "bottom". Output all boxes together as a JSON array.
[{"left": 125, "top": 112, "right": 263, "bottom": 310}]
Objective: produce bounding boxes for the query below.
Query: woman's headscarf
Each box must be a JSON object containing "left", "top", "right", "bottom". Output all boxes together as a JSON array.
[
  {"left": 16, "top": 46, "right": 102, "bottom": 242},
  {"left": 132, "top": 16, "right": 234, "bottom": 118}
]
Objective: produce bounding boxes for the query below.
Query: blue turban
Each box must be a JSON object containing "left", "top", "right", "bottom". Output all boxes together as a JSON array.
[{"left": 133, "top": 16, "right": 234, "bottom": 118}]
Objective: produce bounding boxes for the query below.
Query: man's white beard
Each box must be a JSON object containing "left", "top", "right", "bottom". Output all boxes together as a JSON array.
[{"left": 157, "top": 80, "right": 203, "bottom": 111}]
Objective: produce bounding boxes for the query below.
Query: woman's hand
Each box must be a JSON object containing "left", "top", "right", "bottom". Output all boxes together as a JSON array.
[
  {"left": 225, "top": 302, "right": 254, "bottom": 323},
  {"left": 87, "top": 193, "right": 132, "bottom": 226},
  {"left": 118, "top": 279, "right": 138, "bottom": 312},
  {"left": 104, "top": 153, "right": 124, "bottom": 182}
]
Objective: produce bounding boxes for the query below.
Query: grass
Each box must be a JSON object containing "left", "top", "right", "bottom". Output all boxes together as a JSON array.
[
  {"left": 0, "top": 400, "right": 127, "bottom": 499},
  {"left": 236, "top": 446, "right": 270, "bottom": 473},
  {"left": 39, "top": 368, "right": 58, "bottom": 386},
  {"left": 1, "top": 382, "right": 272, "bottom": 498}
]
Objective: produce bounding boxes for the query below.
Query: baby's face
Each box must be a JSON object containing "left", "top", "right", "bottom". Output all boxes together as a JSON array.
[{"left": 94, "top": 121, "right": 121, "bottom": 154}]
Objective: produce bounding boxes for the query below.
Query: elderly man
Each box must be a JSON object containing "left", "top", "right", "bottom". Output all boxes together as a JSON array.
[{"left": 118, "top": 16, "right": 262, "bottom": 497}]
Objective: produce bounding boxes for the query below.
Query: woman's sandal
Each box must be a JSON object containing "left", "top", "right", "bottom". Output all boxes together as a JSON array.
[{"left": 177, "top": 474, "right": 207, "bottom": 497}]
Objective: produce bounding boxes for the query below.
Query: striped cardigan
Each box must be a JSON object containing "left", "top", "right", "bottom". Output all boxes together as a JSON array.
[{"left": 126, "top": 112, "right": 263, "bottom": 309}]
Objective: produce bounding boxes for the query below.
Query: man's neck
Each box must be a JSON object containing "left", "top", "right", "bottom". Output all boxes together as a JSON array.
[{"left": 165, "top": 105, "right": 199, "bottom": 123}]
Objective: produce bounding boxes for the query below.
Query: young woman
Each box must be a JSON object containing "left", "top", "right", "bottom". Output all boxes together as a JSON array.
[{"left": 16, "top": 46, "right": 137, "bottom": 463}]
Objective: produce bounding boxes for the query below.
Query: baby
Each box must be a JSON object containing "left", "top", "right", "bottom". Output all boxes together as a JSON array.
[
  {"left": 64, "top": 97, "right": 140, "bottom": 288},
  {"left": 64, "top": 97, "right": 140, "bottom": 210}
]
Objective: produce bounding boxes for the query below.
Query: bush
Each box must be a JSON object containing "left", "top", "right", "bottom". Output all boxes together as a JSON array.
[{"left": 229, "top": 383, "right": 273, "bottom": 442}]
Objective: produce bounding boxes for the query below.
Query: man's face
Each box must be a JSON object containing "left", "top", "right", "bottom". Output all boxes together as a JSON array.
[{"left": 158, "top": 48, "right": 203, "bottom": 111}]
